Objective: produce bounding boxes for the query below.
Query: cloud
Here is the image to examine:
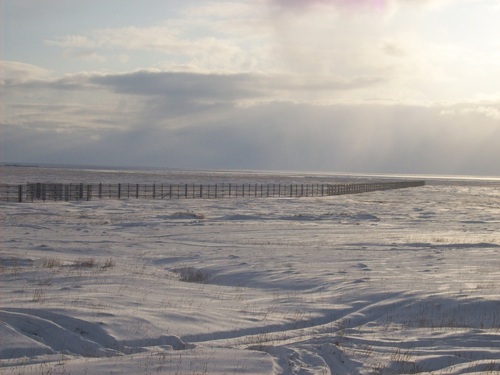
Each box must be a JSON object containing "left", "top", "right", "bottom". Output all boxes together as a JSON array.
[
  {"left": 473, "top": 106, "right": 500, "bottom": 120},
  {"left": 269, "top": 0, "right": 451, "bottom": 11},
  {"left": 441, "top": 104, "right": 500, "bottom": 121},
  {"left": 4, "top": 75, "right": 499, "bottom": 175},
  {"left": 45, "top": 23, "right": 260, "bottom": 73},
  {"left": 270, "top": 0, "right": 392, "bottom": 11},
  {"left": 3, "top": 61, "right": 498, "bottom": 176},
  {"left": 46, "top": 27, "right": 182, "bottom": 51},
  {"left": 0, "top": 61, "right": 52, "bottom": 86},
  {"left": 91, "top": 71, "right": 261, "bottom": 101},
  {"left": 1, "top": 62, "right": 388, "bottom": 139},
  {"left": 3, "top": 0, "right": 500, "bottom": 178},
  {"left": 89, "top": 70, "right": 385, "bottom": 102},
  {"left": 38, "top": 0, "right": 497, "bottom": 106}
]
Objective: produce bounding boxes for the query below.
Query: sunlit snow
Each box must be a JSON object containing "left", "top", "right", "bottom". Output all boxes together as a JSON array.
[{"left": 1, "top": 166, "right": 499, "bottom": 374}]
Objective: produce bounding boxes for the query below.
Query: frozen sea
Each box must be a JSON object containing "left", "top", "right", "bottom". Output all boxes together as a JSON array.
[{"left": 1, "top": 165, "right": 499, "bottom": 374}]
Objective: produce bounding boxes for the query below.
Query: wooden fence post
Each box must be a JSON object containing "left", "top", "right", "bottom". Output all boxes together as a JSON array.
[
  {"left": 18, "top": 185, "right": 23, "bottom": 203},
  {"left": 35, "top": 183, "right": 42, "bottom": 200}
]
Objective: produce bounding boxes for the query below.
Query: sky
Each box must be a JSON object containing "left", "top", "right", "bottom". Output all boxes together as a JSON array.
[{"left": 1, "top": 0, "right": 500, "bottom": 176}]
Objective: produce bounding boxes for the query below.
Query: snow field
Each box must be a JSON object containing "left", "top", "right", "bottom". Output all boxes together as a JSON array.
[{"left": 1, "top": 177, "right": 499, "bottom": 374}]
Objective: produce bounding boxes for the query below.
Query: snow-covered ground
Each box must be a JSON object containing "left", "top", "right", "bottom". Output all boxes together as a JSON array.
[{"left": 1, "top": 166, "right": 499, "bottom": 374}]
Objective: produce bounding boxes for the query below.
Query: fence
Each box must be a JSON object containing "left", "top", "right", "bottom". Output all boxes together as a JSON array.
[{"left": 0, "top": 180, "right": 425, "bottom": 203}]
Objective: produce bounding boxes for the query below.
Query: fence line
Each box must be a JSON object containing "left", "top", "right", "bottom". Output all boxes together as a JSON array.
[{"left": 0, "top": 180, "right": 425, "bottom": 203}]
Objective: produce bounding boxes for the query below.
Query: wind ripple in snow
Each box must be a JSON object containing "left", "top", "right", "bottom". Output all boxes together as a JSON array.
[
  {"left": 222, "top": 212, "right": 380, "bottom": 222},
  {"left": 0, "top": 308, "right": 189, "bottom": 360}
]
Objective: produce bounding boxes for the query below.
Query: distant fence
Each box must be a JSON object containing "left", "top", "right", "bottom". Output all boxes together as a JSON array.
[{"left": 0, "top": 181, "right": 425, "bottom": 202}]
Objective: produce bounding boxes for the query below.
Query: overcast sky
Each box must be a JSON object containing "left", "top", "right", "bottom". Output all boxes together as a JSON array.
[{"left": 2, "top": 0, "right": 500, "bottom": 176}]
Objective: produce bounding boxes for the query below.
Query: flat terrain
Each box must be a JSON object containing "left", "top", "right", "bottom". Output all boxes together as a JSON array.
[{"left": 1, "top": 169, "right": 499, "bottom": 374}]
